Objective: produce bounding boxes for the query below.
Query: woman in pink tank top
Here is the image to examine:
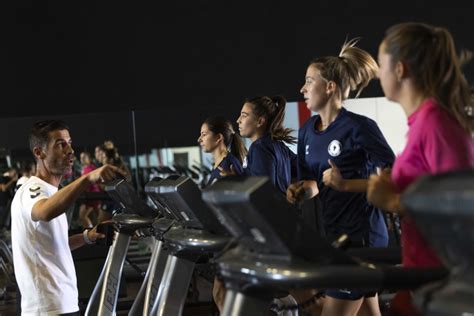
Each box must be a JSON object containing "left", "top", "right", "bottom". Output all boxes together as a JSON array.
[
  {"left": 367, "top": 22, "right": 474, "bottom": 315},
  {"left": 78, "top": 151, "right": 101, "bottom": 228}
]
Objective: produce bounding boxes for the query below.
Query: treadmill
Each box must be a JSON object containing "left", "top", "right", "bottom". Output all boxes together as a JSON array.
[
  {"left": 144, "top": 175, "right": 230, "bottom": 316},
  {"left": 202, "top": 176, "right": 448, "bottom": 315},
  {"left": 85, "top": 178, "right": 159, "bottom": 316},
  {"left": 402, "top": 170, "right": 474, "bottom": 316}
]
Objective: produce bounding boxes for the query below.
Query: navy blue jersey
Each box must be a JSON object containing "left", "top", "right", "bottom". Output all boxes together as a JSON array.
[
  {"left": 244, "top": 134, "right": 296, "bottom": 194},
  {"left": 205, "top": 153, "right": 244, "bottom": 188},
  {"left": 297, "top": 108, "right": 395, "bottom": 247}
]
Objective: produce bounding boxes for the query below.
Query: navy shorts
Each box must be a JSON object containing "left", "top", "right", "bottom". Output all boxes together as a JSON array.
[{"left": 324, "top": 221, "right": 387, "bottom": 301}]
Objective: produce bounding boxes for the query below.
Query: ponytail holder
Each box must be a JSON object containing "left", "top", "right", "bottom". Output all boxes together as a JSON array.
[
  {"left": 465, "top": 105, "right": 473, "bottom": 117},
  {"left": 272, "top": 98, "right": 279, "bottom": 108}
]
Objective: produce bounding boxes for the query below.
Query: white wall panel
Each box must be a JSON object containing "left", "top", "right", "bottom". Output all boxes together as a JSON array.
[{"left": 374, "top": 98, "right": 408, "bottom": 155}]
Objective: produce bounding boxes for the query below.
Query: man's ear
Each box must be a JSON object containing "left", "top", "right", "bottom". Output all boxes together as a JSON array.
[{"left": 33, "top": 147, "right": 45, "bottom": 160}]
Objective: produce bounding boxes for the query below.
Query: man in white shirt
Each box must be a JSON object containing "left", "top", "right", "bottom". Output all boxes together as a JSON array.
[{"left": 11, "top": 120, "right": 125, "bottom": 315}]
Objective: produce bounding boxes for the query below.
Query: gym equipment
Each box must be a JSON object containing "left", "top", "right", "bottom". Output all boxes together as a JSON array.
[
  {"left": 403, "top": 170, "right": 474, "bottom": 316},
  {"left": 85, "top": 179, "right": 158, "bottom": 316},
  {"left": 202, "top": 176, "right": 448, "bottom": 315},
  {"left": 146, "top": 175, "right": 227, "bottom": 234},
  {"left": 129, "top": 218, "right": 174, "bottom": 315},
  {"left": 145, "top": 175, "right": 229, "bottom": 316}
]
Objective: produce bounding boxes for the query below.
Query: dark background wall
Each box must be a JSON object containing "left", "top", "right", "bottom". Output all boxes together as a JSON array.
[{"left": 1, "top": 0, "right": 473, "bottom": 157}]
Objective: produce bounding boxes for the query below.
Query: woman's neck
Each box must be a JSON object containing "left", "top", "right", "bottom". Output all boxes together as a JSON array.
[
  {"left": 250, "top": 129, "right": 265, "bottom": 142},
  {"left": 212, "top": 145, "right": 228, "bottom": 169},
  {"left": 398, "top": 84, "right": 429, "bottom": 117},
  {"left": 317, "top": 99, "right": 342, "bottom": 131}
]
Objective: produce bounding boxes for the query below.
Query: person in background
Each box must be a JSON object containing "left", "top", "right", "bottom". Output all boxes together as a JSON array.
[
  {"left": 94, "top": 144, "right": 106, "bottom": 168},
  {"left": 213, "top": 96, "right": 298, "bottom": 315},
  {"left": 78, "top": 152, "right": 101, "bottom": 228},
  {"left": 16, "top": 162, "right": 36, "bottom": 191},
  {"left": 197, "top": 115, "right": 247, "bottom": 187},
  {"left": 0, "top": 168, "right": 18, "bottom": 230},
  {"left": 367, "top": 22, "right": 474, "bottom": 316},
  {"left": 197, "top": 115, "right": 247, "bottom": 312},
  {"left": 98, "top": 147, "right": 132, "bottom": 222},
  {"left": 236, "top": 95, "right": 297, "bottom": 194}
]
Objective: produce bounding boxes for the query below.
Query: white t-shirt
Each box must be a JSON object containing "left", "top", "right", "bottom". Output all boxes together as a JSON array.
[
  {"left": 16, "top": 176, "right": 30, "bottom": 187},
  {"left": 11, "top": 176, "right": 79, "bottom": 315}
]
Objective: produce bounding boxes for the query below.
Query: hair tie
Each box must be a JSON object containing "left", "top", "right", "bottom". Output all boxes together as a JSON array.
[{"left": 271, "top": 98, "right": 279, "bottom": 109}]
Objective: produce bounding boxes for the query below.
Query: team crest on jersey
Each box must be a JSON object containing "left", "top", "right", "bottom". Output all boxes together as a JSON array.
[
  {"left": 305, "top": 145, "right": 309, "bottom": 155},
  {"left": 242, "top": 157, "right": 248, "bottom": 168},
  {"left": 328, "top": 140, "right": 342, "bottom": 157}
]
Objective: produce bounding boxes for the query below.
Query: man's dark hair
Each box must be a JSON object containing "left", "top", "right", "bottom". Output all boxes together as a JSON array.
[{"left": 29, "top": 120, "right": 69, "bottom": 154}]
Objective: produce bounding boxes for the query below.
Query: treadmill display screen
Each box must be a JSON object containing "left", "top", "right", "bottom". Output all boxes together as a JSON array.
[
  {"left": 203, "top": 176, "right": 355, "bottom": 264},
  {"left": 145, "top": 176, "right": 227, "bottom": 234},
  {"left": 104, "top": 179, "right": 158, "bottom": 218}
]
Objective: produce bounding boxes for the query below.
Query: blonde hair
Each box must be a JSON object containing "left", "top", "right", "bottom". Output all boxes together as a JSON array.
[{"left": 310, "top": 38, "right": 379, "bottom": 99}]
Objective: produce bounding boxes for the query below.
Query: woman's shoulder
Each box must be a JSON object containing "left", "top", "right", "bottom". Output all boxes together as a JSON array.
[
  {"left": 418, "top": 99, "right": 451, "bottom": 122},
  {"left": 343, "top": 109, "right": 377, "bottom": 128},
  {"left": 86, "top": 163, "right": 97, "bottom": 170},
  {"left": 415, "top": 99, "right": 466, "bottom": 137},
  {"left": 220, "top": 153, "right": 244, "bottom": 174},
  {"left": 223, "top": 153, "right": 242, "bottom": 165},
  {"left": 247, "top": 137, "right": 275, "bottom": 160}
]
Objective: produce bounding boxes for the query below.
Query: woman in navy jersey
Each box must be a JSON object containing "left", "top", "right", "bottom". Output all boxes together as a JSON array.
[
  {"left": 199, "top": 116, "right": 247, "bottom": 312},
  {"left": 197, "top": 116, "right": 247, "bottom": 187},
  {"left": 213, "top": 96, "right": 297, "bottom": 313},
  {"left": 287, "top": 39, "right": 395, "bottom": 316},
  {"left": 236, "top": 95, "right": 297, "bottom": 194}
]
